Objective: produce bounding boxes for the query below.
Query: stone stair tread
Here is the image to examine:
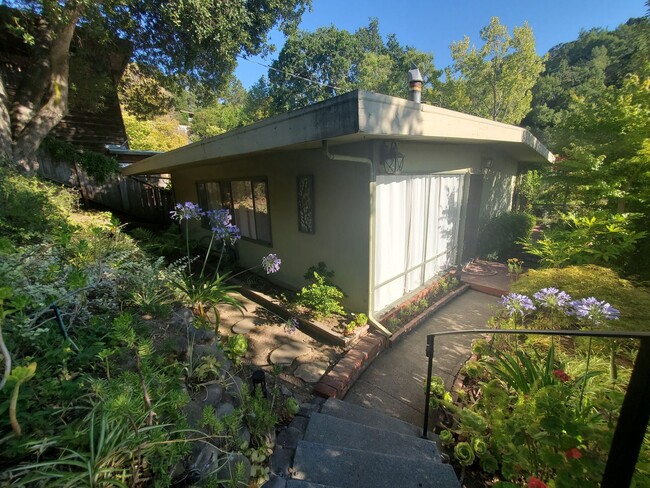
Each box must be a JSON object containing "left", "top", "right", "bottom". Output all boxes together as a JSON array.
[
  {"left": 304, "top": 412, "right": 440, "bottom": 463},
  {"left": 293, "top": 440, "right": 460, "bottom": 488},
  {"left": 320, "top": 398, "right": 421, "bottom": 437},
  {"left": 286, "top": 481, "right": 340, "bottom": 488}
]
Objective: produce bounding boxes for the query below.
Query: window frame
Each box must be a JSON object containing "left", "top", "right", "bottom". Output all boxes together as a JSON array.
[{"left": 196, "top": 177, "right": 273, "bottom": 246}]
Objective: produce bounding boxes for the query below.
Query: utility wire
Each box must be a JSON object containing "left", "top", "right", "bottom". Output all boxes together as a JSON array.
[{"left": 236, "top": 54, "right": 341, "bottom": 91}]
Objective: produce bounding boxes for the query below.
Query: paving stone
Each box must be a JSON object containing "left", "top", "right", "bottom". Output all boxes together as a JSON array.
[
  {"left": 269, "top": 342, "right": 312, "bottom": 365},
  {"left": 293, "top": 362, "right": 328, "bottom": 383},
  {"left": 232, "top": 320, "right": 258, "bottom": 334}
]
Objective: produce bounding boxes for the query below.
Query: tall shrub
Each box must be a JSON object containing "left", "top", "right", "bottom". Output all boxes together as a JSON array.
[{"left": 479, "top": 212, "right": 536, "bottom": 261}]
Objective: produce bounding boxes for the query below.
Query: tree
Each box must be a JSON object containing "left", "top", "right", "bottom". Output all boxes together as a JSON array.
[
  {"left": 122, "top": 112, "right": 189, "bottom": 152},
  {"left": 524, "top": 18, "right": 649, "bottom": 143},
  {"left": 267, "top": 19, "right": 440, "bottom": 113},
  {"left": 118, "top": 63, "right": 175, "bottom": 120},
  {"left": 441, "top": 17, "right": 545, "bottom": 124},
  {"left": 548, "top": 74, "right": 650, "bottom": 213},
  {"left": 0, "top": 0, "right": 310, "bottom": 173}
]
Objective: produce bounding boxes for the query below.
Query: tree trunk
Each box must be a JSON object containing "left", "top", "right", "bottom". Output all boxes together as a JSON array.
[
  {"left": 0, "top": 74, "right": 12, "bottom": 163},
  {"left": 3, "top": 5, "right": 80, "bottom": 174}
]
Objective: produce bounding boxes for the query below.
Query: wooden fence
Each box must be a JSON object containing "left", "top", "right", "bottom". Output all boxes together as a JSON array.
[{"left": 38, "top": 155, "right": 174, "bottom": 223}]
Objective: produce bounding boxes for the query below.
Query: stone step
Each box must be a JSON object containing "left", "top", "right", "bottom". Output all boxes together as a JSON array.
[
  {"left": 320, "top": 398, "right": 421, "bottom": 437},
  {"left": 292, "top": 441, "right": 460, "bottom": 488},
  {"left": 304, "top": 413, "right": 441, "bottom": 463},
  {"left": 287, "top": 481, "right": 340, "bottom": 488}
]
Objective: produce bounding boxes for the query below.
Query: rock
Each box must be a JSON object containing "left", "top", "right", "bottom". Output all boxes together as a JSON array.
[
  {"left": 189, "top": 326, "right": 216, "bottom": 345},
  {"left": 182, "top": 399, "right": 206, "bottom": 429},
  {"left": 187, "top": 443, "right": 221, "bottom": 478},
  {"left": 196, "top": 383, "right": 223, "bottom": 406},
  {"left": 225, "top": 375, "right": 245, "bottom": 405},
  {"left": 276, "top": 426, "right": 303, "bottom": 450},
  {"left": 269, "top": 445, "right": 294, "bottom": 477},
  {"left": 216, "top": 402, "right": 235, "bottom": 418},
  {"left": 269, "top": 342, "right": 312, "bottom": 365},
  {"left": 293, "top": 361, "right": 328, "bottom": 383},
  {"left": 216, "top": 452, "right": 251, "bottom": 487}
]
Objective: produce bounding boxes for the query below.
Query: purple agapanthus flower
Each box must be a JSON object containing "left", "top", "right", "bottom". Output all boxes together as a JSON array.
[
  {"left": 170, "top": 202, "right": 203, "bottom": 222},
  {"left": 204, "top": 209, "right": 240, "bottom": 243},
  {"left": 262, "top": 253, "right": 281, "bottom": 274},
  {"left": 500, "top": 293, "right": 536, "bottom": 317},
  {"left": 284, "top": 317, "right": 300, "bottom": 334},
  {"left": 533, "top": 287, "right": 573, "bottom": 311},
  {"left": 570, "top": 297, "right": 620, "bottom": 325}
]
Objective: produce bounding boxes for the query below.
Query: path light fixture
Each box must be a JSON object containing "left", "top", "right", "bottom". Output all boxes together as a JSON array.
[
  {"left": 381, "top": 141, "right": 404, "bottom": 175},
  {"left": 251, "top": 369, "right": 267, "bottom": 398}
]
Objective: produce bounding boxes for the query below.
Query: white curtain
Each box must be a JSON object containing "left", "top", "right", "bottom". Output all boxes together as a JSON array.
[{"left": 374, "top": 174, "right": 464, "bottom": 313}]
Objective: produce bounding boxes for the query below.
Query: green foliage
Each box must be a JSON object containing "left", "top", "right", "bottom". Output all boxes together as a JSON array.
[
  {"left": 122, "top": 111, "right": 189, "bottom": 152},
  {"left": 454, "top": 442, "right": 476, "bottom": 466},
  {"left": 296, "top": 272, "right": 345, "bottom": 319},
  {"left": 41, "top": 137, "right": 120, "bottom": 183},
  {"left": 479, "top": 212, "right": 536, "bottom": 261},
  {"left": 267, "top": 19, "right": 440, "bottom": 113},
  {"left": 525, "top": 17, "right": 649, "bottom": 142},
  {"left": 512, "top": 265, "right": 650, "bottom": 332},
  {"left": 303, "top": 261, "right": 336, "bottom": 283},
  {"left": 547, "top": 75, "right": 650, "bottom": 213},
  {"left": 0, "top": 167, "right": 76, "bottom": 244},
  {"left": 226, "top": 334, "right": 248, "bottom": 365},
  {"left": 241, "top": 388, "right": 278, "bottom": 446},
  {"left": 441, "top": 17, "right": 545, "bottom": 124},
  {"left": 521, "top": 212, "right": 645, "bottom": 271},
  {"left": 118, "top": 63, "right": 175, "bottom": 119},
  {"left": 171, "top": 271, "right": 244, "bottom": 329}
]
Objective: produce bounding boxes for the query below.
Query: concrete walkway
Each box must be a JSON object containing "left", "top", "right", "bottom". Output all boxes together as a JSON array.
[{"left": 344, "top": 290, "right": 499, "bottom": 427}]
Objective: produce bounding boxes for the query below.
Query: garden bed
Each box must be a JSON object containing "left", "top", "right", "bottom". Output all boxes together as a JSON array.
[{"left": 229, "top": 275, "right": 368, "bottom": 348}]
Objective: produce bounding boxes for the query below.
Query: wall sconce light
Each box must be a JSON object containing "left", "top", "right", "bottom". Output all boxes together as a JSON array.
[
  {"left": 481, "top": 158, "right": 493, "bottom": 175},
  {"left": 381, "top": 141, "right": 404, "bottom": 175}
]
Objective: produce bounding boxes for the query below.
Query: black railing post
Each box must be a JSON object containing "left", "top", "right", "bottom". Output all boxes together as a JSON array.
[
  {"left": 602, "top": 337, "right": 650, "bottom": 487},
  {"left": 422, "top": 334, "right": 435, "bottom": 438}
]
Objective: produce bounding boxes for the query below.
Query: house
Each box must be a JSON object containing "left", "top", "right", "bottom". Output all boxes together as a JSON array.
[{"left": 123, "top": 89, "right": 553, "bottom": 319}]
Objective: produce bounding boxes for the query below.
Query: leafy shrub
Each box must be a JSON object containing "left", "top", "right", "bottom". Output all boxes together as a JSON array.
[
  {"left": 512, "top": 265, "right": 650, "bottom": 332},
  {"left": 41, "top": 136, "right": 119, "bottom": 183},
  {"left": 296, "top": 272, "right": 345, "bottom": 318},
  {"left": 303, "top": 261, "right": 335, "bottom": 283},
  {"left": 520, "top": 212, "right": 645, "bottom": 271},
  {"left": 0, "top": 168, "right": 76, "bottom": 244},
  {"left": 478, "top": 212, "right": 536, "bottom": 261}
]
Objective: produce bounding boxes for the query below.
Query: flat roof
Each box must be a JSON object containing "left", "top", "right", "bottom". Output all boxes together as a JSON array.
[{"left": 123, "top": 90, "right": 554, "bottom": 175}]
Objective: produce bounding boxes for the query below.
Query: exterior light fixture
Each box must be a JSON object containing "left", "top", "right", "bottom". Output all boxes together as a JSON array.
[
  {"left": 481, "top": 158, "right": 493, "bottom": 175},
  {"left": 381, "top": 141, "right": 404, "bottom": 175},
  {"left": 250, "top": 369, "right": 267, "bottom": 398}
]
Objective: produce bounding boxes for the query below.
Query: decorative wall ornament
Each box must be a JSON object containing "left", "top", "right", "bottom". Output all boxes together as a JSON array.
[{"left": 297, "top": 175, "right": 315, "bottom": 233}]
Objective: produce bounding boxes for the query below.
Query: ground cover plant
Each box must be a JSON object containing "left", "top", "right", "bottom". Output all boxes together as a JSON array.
[
  {"left": 429, "top": 266, "right": 650, "bottom": 486},
  {"left": 0, "top": 170, "right": 296, "bottom": 487}
]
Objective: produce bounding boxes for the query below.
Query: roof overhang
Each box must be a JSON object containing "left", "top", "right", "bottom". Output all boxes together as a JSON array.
[{"left": 123, "top": 90, "right": 554, "bottom": 176}]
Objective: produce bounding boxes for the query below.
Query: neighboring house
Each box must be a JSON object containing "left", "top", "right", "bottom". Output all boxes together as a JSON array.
[{"left": 123, "top": 89, "right": 553, "bottom": 317}]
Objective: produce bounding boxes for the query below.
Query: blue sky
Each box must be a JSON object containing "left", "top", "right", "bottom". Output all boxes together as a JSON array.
[{"left": 234, "top": 0, "right": 647, "bottom": 89}]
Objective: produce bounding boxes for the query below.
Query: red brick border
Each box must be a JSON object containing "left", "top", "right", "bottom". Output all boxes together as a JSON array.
[{"left": 313, "top": 331, "right": 387, "bottom": 399}]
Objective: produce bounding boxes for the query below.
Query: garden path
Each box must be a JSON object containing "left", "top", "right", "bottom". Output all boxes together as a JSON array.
[{"left": 344, "top": 290, "right": 500, "bottom": 427}]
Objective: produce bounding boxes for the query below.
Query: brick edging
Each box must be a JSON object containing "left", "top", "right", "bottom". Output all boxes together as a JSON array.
[
  {"left": 313, "top": 331, "right": 388, "bottom": 399},
  {"left": 388, "top": 284, "right": 470, "bottom": 346}
]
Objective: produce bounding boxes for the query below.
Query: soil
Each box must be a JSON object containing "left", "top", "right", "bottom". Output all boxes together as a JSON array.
[{"left": 214, "top": 292, "right": 345, "bottom": 402}]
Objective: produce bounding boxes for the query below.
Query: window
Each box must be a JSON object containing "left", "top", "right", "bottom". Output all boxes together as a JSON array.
[{"left": 197, "top": 179, "right": 272, "bottom": 244}]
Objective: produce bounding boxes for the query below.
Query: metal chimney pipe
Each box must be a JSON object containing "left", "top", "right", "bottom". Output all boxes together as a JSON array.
[{"left": 408, "top": 63, "right": 423, "bottom": 103}]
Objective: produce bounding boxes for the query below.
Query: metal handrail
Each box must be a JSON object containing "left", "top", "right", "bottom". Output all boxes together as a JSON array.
[{"left": 422, "top": 328, "right": 650, "bottom": 488}]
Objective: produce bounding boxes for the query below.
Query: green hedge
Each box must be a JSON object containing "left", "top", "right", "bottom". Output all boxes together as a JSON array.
[{"left": 478, "top": 212, "right": 536, "bottom": 261}]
